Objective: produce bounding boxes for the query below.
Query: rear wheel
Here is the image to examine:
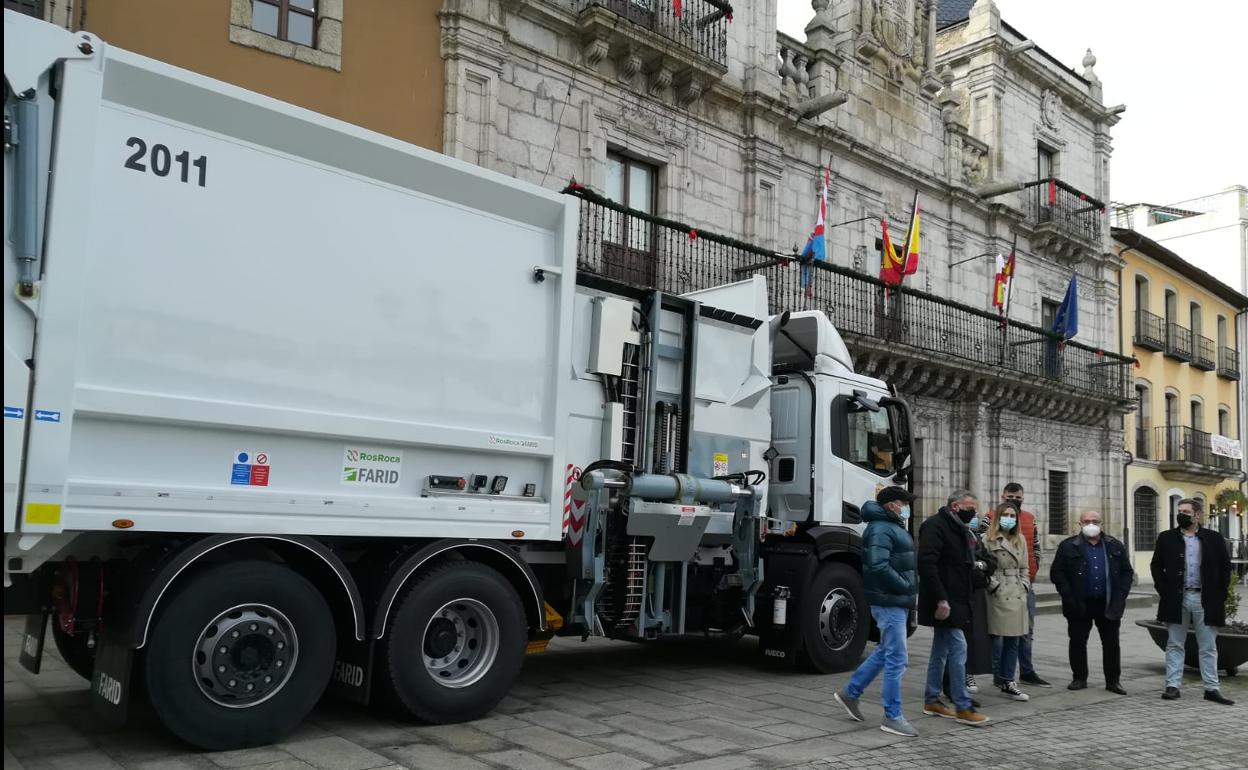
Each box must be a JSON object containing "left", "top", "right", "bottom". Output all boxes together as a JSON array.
[
  {"left": 797, "top": 562, "right": 870, "bottom": 673},
  {"left": 376, "top": 561, "right": 527, "bottom": 723},
  {"left": 144, "top": 561, "right": 335, "bottom": 750}
]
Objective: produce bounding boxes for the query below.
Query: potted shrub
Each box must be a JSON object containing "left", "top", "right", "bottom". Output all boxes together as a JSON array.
[{"left": 1137, "top": 573, "right": 1248, "bottom": 676}]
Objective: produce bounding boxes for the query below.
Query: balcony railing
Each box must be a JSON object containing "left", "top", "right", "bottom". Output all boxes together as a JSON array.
[
  {"left": 1192, "top": 335, "right": 1217, "bottom": 371},
  {"left": 1134, "top": 309, "right": 1166, "bottom": 352},
  {"left": 1155, "top": 426, "right": 1242, "bottom": 475},
  {"left": 1165, "top": 323, "right": 1193, "bottom": 362},
  {"left": 567, "top": 185, "right": 1135, "bottom": 402},
  {"left": 573, "top": 0, "right": 730, "bottom": 67},
  {"left": 1135, "top": 425, "right": 1151, "bottom": 461},
  {"left": 1220, "top": 346, "right": 1241, "bottom": 380},
  {"left": 1023, "top": 178, "right": 1106, "bottom": 245}
]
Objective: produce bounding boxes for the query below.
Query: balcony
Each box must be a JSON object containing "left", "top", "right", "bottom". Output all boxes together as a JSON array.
[
  {"left": 1022, "top": 178, "right": 1106, "bottom": 260},
  {"left": 1165, "top": 323, "right": 1193, "bottom": 362},
  {"left": 1219, "top": 347, "right": 1241, "bottom": 380},
  {"left": 1192, "top": 335, "right": 1217, "bottom": 371},
  {"left": 573, "top": 0, "right": 730, "bottom": 99},
  {"left": 567, "top": 186, "right": 1135, "bottom": 414},
  {"left": 1133, "top": 309, "right": 1166, "bottom": 352},
  {"left": 1155, "top": 426, "right": 1243, "bottom": 484}
]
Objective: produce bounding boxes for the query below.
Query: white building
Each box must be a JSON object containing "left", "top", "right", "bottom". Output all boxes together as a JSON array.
[{"left": 441, "top": 0, "right": 1136, "bottom": 540}]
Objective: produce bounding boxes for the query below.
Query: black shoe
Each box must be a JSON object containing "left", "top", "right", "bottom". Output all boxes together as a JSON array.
[
  {"left": 1204, "top": 690, "right": 1235, "bottom": 705},
  {"left": 1105, "top": 682, "right": 1127, "bottom": 695},
  {"left": 1162, "top": 687, "right": 1181, "bottom": 700},
  {"left": 1020, "top": 673, "right": 1052, "bottom": 688},
  {"left": 1067, "top": 680, "right": 1087, "bottom": 691}
]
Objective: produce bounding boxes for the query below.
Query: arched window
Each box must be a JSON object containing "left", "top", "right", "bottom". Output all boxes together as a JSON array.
[
  {"left": 1190, "top": 397, "right": 1204, "bottom": 432},
  {"left": 1219, "top": 406, "right": 1231, "bottom": 436},
  {"left": 1134, "top": 383, "right": 1151, "bottom": 459},
  {"left": 1133, "top": 487, "right": 1158, "bottom": 551},
  {"left": 1190, "top": 301, "right": 1203, "bottom": 339}
]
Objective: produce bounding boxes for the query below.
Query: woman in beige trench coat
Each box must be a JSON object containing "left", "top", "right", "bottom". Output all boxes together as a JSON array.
[{"left": 984, "top": 502, "right": 1031, "bottom": 702}]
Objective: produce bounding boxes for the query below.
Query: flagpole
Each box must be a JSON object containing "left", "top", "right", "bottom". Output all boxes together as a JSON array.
[{"left": 998, "top": 233, "right": 1017, "bottom": 365}]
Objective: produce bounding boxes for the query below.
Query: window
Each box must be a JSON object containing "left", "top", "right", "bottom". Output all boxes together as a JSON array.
[
  {"left": 1164, "top": 290, "right": 1177, "bottom": 325},
  {"left": 1219, "top": 407, "right": 1231, "bottom": 436},
  {"left": 1037, "top": 145, "right": 1055, "bottom": 181},
  {"left": 251, "top": 0, "right": 316, "bottom": 46},
  {"left": 1134, "top": 385, "right": 1151, "bottom": 459},
  {"left": 1164, "top": 392, "right": 1178, "bottom": 427},
  {"left": 1190, "top": 302, "right": 1203, "bottom": 339},
  {"left": 3, "top": 0, "right": 43, "bottom": 18},
  {"left": 1047, "top": 469, "right": 1069, "bottom": 536},
  {"left": 602, "top": 153, "right": 659, "bottom": 286},
  {"left": 1217, "top": 315, "right": 1229, "bottom": 349},
  {"left": 1042, "top": 298, "right": 1060, "bottom": 378},
  {"left": 845, "top": 406, "right": 894, "bottom": 476},
  {"left": 1133, "top": 487, "right": 1158, "bottom": 551},
  {"left": 1134, "top": 275, "right": 1149, "bottom": 313},
  {"left": 1190, "top": 399, "right": 1204, "bottom": 431}
]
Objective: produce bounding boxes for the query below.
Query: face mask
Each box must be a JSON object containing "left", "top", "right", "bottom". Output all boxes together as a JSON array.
[
  {"left": 956, "top": 508, "right": 977, "bottom": 525},
  {"left": 1004, "top": 497, "right": 1023, "bottom": 507},
  {"left": 1000, "top": 516, "right": 1017, "bottom": 531},
  {"left": 1177, "top": 513, "right": 1194, "bottom": 529},
  {"left": 1082, "top": 523, "right": 1101, "bottom": 539},
  {"left": 899, "top": 505, "right": 912, "bottom": 521}
]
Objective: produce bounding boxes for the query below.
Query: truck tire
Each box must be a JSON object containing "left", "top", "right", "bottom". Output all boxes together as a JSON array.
[
  {"left": 376, "top": 560, "right": 526, "bottom": 724},
  {"left": 796, "top": 562, "right": 870, "bottom": 673},
  {"left": 143, "top": 561, "right": 335, "bottom": 750},
  {"left": 50, "top": 622, "right": 96, "bottom": 681}
]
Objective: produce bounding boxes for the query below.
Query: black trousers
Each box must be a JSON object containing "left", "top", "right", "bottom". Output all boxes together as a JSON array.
[{"left": 1067, "top": 597, "right": 1121, "bottom": 683}]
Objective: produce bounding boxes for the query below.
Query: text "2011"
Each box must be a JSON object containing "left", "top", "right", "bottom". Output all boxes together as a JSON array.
[{"left": 124, "top": 137, "right": 207, "bottom": 187}]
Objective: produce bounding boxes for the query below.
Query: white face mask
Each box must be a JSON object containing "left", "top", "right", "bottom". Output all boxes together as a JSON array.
[
  {"left": 1082, "top": 523, "right": 1101, "bottom": 539},
  {"left": 899, "top": 505, "right": 912, "bottom": 521}
]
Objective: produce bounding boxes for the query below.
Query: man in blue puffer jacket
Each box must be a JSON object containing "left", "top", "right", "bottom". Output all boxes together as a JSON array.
[{"left": 835, "top": 486, "right": 920, "bottom": 737}]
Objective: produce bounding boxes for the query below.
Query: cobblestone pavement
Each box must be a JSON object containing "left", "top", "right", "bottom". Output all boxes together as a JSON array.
[{"left": 6, "top": 595, "right": 1246, "bottom": 770}]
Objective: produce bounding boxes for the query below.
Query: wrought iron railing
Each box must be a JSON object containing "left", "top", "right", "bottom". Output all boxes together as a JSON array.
[
  {"left": 1155, "top": 426, "right": 1242, "bottom": 474},
  {"left": 1134, "top": 309, "right": 1166, "bottom": 351},
  {"left": 1193, "top": 335, "right": 1217, "bottom": 371},
  {"left": 566, "top": 185, "right": 1135, "bottom": 402},
  {"left": 1165, "top": 323, "right": 1193, "bottom": 361},
  {"left": 573, "top": 0, "right": 730, "bottom": 67},
  {"left": 1023, "top": 178, "right": 1105, "bottom": 244},
  {"left": 1220, "top": 346, "right": 1241, "bottom": 380}
]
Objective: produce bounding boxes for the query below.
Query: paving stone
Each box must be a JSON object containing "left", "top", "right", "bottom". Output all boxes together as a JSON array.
[
  {"left": 583, "top": 734, "right": 684, "bottom": 766},
  {"left": 477, "top": 749, "right": 573, "bottom": 770},
  {"left": 16, "top": 751, "right": 125, "bottom": 770},
  {"left": 598, "top": 714, "right": 700, "bottom": 743},
  {"left": 280, "top": 737, "right": 390, "bottom": 770},
  {"left": 377, "top": 744, "right": 488, "bottom": 770},
  {"left": 205, "top": 748, "right": 294, "bottom": 769},
  {"left": 493, "top": 725, "right": 605, "bottom": 760},
  {"left": 514, "top": 709, "right": 614, "bottom": 737},
  {"left": 567, "top": 753, "right": 651, "bottom": 770},
  {"left": 662, "top": 756, "right": 760, "bottom": 770},
  {"left": 668, "top": 718, "right": 789, "bottom": 750},
  {"left": 670, "top": 736, "right": 743, "bottom": 756}
]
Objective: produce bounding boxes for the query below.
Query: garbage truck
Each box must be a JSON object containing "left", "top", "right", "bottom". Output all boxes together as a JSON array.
[{"left": 3, "top": 10, "right": 914, "bottom": 750}]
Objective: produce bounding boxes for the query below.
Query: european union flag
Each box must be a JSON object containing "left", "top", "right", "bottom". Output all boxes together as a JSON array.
[{"left": 1053, "top": 273, "right": 1079, "bottom": 340}]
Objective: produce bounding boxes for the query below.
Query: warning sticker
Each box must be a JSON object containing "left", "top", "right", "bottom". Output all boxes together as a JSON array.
[
  {"left": 230, "top": 450, "right": 271, "bottom": 487},
  {"left": 713, "top": 452, "right": 729, "bottom": 477},
  {"left": 342, "top": 446, "right": 403, "bottom": 486}
]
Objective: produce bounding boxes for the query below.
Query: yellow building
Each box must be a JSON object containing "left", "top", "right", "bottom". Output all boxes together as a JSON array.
[{"left": 1114, "top": 228, "right": 1246, "bottom": 580}]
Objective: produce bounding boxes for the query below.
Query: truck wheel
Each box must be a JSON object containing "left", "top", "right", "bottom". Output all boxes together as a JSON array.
[
  {"left": 376, "top": 561, "right": 526, "bottom": 724},
  {"left": 143, "top": 561, "right": 335, "bottom": 750},
  {"left": 797, "top": 562, "right": 870, "bottom": 673},
  {"left": 50, "top": 622, "right": 96, "bottom": 681}
]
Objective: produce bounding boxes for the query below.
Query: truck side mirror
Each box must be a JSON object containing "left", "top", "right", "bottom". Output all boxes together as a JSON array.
[{"left": 851, "top": 390, "right": 880, "bottom": 412}]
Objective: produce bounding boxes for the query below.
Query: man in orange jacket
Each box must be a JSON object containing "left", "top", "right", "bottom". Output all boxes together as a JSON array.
[{"left": 991, "top": 483, "right": 1052, "bottom": 688}]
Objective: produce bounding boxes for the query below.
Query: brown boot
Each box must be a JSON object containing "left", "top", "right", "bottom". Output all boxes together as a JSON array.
[
  {"left": 922, "top": 701, "right": 957, "bottom": 719},
  {"left": 955, "top": 709, "right": 991, "bottom": 727}
]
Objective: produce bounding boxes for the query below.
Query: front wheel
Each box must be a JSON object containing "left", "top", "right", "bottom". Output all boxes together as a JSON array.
[
  {"left": 796, "top": 562, "right": 870, "bottom": 673},
  {"left": 143, "top": 561, "right": 335, "bottom": 750},
  {"left": 375, "top": 561, "right": 527, "bottom": 724}
]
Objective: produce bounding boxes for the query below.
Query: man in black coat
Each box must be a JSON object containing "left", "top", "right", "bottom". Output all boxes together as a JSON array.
[
  {"left": 916, "top": 490, "right": 990, "bottom": 726},
  {"left": 1151, "top": 498, "right": 1234, "bottom": 705},
  {"left": 1050, "top": 510, "right": 1133, "bottom": 694}
]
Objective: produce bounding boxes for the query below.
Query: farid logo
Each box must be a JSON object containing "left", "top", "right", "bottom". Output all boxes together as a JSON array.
[{"left": 341, "top": 446, "right": 403, "bottom": 487}]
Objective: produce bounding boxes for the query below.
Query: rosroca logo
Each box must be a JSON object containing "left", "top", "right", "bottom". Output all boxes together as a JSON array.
[{"left": 346, "top": 450, "right": 360, "bottom": 462}]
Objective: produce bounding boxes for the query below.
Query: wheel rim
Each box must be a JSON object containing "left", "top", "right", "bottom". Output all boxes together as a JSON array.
[
  {"left": 192, "top": 604, "right": 298, "bottom": 709},
  {"left": 818, "top": 588, "right": 858, "bottom": 652},
  {"left": 422, "top": 598, "right": 500, "bottom": 689}
]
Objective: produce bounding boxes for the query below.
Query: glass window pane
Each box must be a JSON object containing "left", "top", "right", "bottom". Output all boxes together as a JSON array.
[
  {"left": 605, "top": 157, "right": 625, "bottom": 204},
  {"left": 290, "top": 0, "right": 316, "bottom": 10},
  {"left": 252, "top": 0, "right": 279, "bottom": 36},
  {"left": 629, "top": 163, "right": 653, "bottom": 214},
  {"left": 288, "top": 12, "right": 315, "bottom": 46}
]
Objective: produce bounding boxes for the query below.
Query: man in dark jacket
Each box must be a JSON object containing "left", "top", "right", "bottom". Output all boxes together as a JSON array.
[
  {"left": 1050, "top": 510, "right": 1133, "bottom": 694},
  {"left": 835, "top": 487, "right": 920, "bottom": 737},
  {"left": 916, "top": 490, "right": 990, "bottom": 726},
  {"left": 1151, "top": 498, "right": 1234, "bottom": 705}
]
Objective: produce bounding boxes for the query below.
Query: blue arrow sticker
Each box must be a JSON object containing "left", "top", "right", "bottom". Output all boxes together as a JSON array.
[
  {"left": 3, "top": 406, "right": 23, "bottom": 419},
  {"left": 34, "top": 410, "right": 62, "bottom": 423}
]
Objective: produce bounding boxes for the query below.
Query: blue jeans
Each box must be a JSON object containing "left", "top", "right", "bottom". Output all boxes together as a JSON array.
[
  {"left": 846, "top": 606, "right": 908, "bottom": 719},
  {"left": 925, "top": 626, "right": 971, "bottom": 710},
  {"left": 1166, "top": 591, "right": 1219, "bottom": 691},
  {"left": 996, "top": 636, "right": 1021, "bottom": 683},
  {"left": 992, "top": 588, "right": 1036, "bottom": 679}
]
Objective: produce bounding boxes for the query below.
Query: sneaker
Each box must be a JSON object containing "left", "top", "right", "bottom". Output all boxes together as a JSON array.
[
  {"left": 965, "top": 674, "right": 979, "bottom": 694},
  {"left": 834, "top": 690, "right": 864, "bottom": 722},
  {"left": 1204, "top": 690, "right": 1235, "bottom": 706},
  {"left": 923, "top": 701, "right": 957, "bottom": 719},
  {"left": 880, "top": 716, "right": 919, "bottom": 737},
  {"left": 999, "top": 680, "right": 1030, "bottom": 701},
  {"left": 1162, "top": 686, "right": 1181, "bottom": 700},
  {"left": 955, "top": 709, "right": 991, "bottom": 726},
  {"left": 1020, "top": 672, "right": 1052, "bottom": 688}
]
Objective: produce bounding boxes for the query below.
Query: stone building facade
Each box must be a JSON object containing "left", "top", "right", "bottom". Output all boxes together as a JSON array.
[{"left": 441, "top": 0, "right": 1134, "bottom": 541}]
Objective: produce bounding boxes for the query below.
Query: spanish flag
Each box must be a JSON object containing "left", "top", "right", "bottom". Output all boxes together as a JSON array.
[
  {"left": 880, "top": 219, "right": 902, "bottom": 286},
  {"left": 901, "top": 192, "right": 920, "bottom": 277},
  {"left": 992, "top": 247, "right": 1016, "bottom": 310},
  {"left": 881, "top": 192, "right": 920, "bottom": 288}
]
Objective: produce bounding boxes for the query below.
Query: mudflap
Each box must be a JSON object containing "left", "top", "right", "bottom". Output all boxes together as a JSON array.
[
  {"left": 757, "top": 540, "right": 818, "bottom": 666},
  {"left": 91, "top": 634, "right": 134, "bottom": 726},
  {"left": 329, "top": 635, "right": 373, "bottom": 705},
  {"left": 756, "top": 596, "right": 801, "bottom": 665},
  {"left": 18, "top": 613, "right": 48, "bottom": 674}
]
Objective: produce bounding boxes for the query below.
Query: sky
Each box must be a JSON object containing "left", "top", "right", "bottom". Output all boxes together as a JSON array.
[{"left": 776, "top": 0, "right": 1248, "bottom": 208}]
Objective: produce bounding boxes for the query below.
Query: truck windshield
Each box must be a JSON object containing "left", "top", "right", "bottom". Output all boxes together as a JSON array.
[{"left": 846, "top": 407, "right": 894, "bottom": 475}]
